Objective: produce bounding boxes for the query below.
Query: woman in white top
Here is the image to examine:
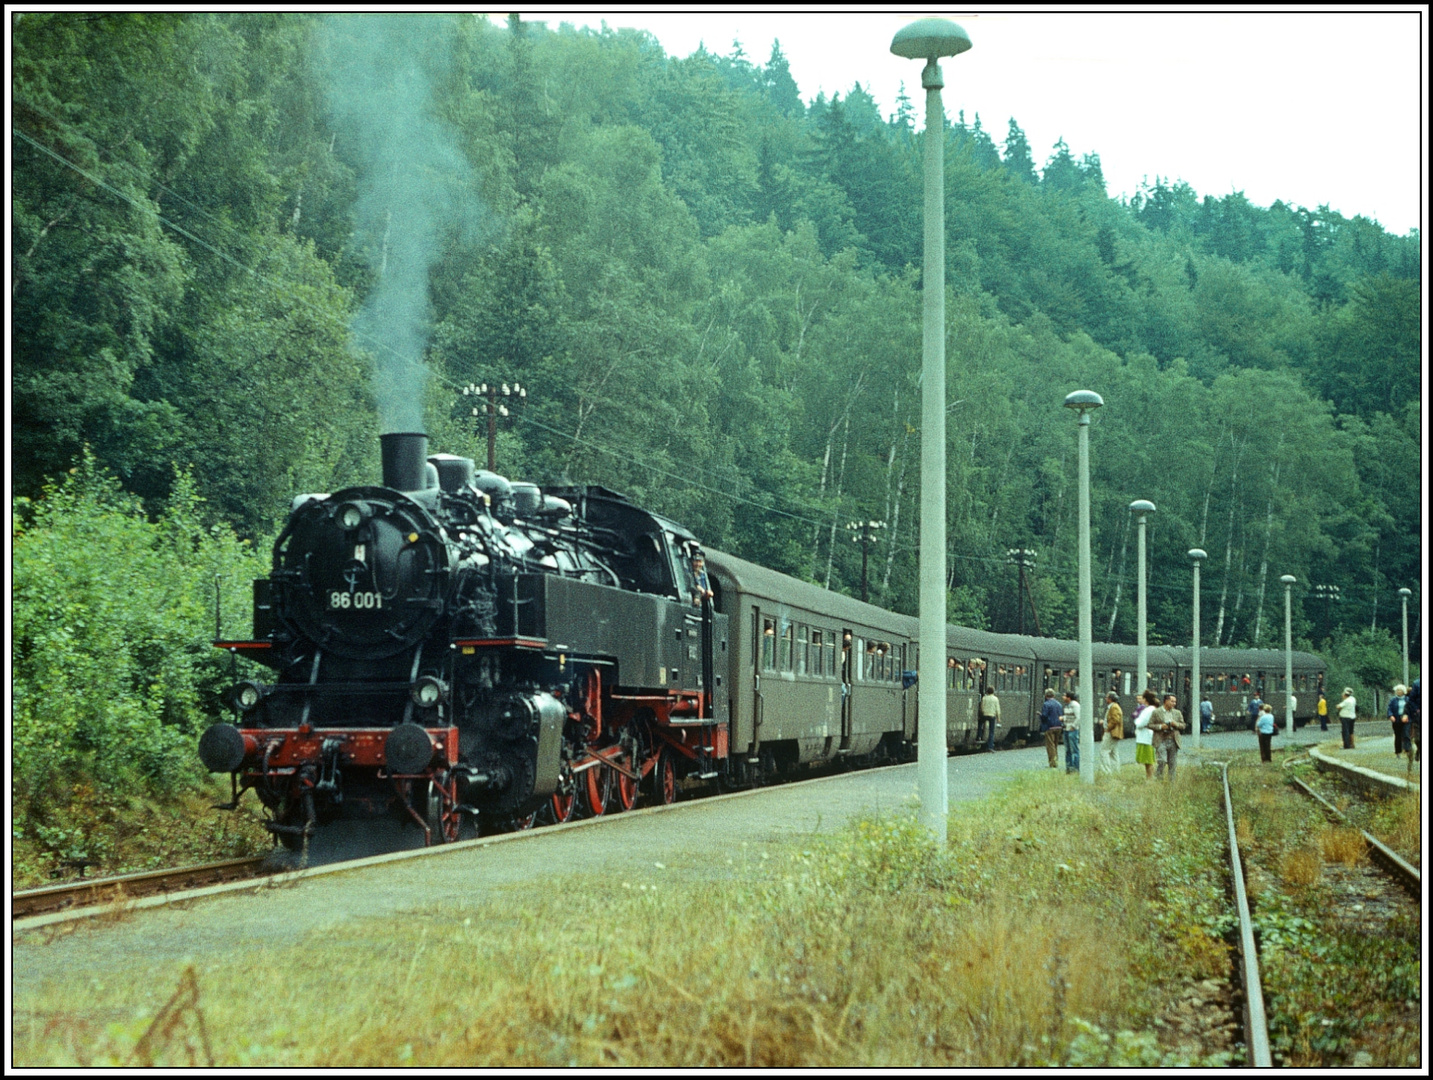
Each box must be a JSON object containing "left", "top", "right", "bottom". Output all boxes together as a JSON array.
[
  {"left": 1337, "top": 687, "right": 1358, "bottom": 749},
  {"left": 1133, "top": 688, "right": 1160, "bottom": 780}
]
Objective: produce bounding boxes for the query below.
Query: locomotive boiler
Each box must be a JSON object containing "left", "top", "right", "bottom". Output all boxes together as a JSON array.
[{"left": 201, "top": 432, "right": 727, "bottom": 847}]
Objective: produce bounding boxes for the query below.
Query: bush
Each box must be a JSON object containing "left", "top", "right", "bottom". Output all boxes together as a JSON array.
[{"left": 12, "top": 453, "right": 267, "bottom": 866}]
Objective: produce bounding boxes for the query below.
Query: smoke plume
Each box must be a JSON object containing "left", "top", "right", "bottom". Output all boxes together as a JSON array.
[{"left": 315, "top": 14, "right": 474, "bottom": 432}]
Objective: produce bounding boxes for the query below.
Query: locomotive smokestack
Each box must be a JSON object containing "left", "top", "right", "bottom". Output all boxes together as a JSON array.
[{"left": 381, "top": 432, "right": 429, "bottom": 491}]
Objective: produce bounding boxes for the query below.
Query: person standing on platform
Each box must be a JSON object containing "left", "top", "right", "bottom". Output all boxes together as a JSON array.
[
  {"left": 1040, "top": 689, "right": 1064, "bottom": 769},
  {"left": 1256, "top": 702, "right": 1276, "bottom": 762},
  {"left": 1063, "top": 692, "right": 1081, "bottom": 775},
  {"left": 1338, "top": 687, "right": 1358, "bottom": 749},
  {"left": 978, "top": 684, "right": 1001, "bottom": 753},
  {"left": 1247, "top": 692, "right": 1263, "bottom": 731},
  {"left": 1317, "top": 691, "right": 1329, "bottom": 732},
  {"left": 1100, "top": 692, "right": 1123, "bottom": 775},
  {"left": 1288, "top": 691, "right": 1298, "bottom": 730},
  {"left": 1200, "top": 693, "right": 1214, "bottom": 734},
  {"left": 1133, "top": 689, "right": 1160, "bottom": 780},
  {"left": 1152, "top": 692, "right": 1185, "bottom": 781},
  {"left": 1408, "top": 679, "right": 1420, "bottom": 763},
  {"left": 1388, "top": 685, "right": 1410, "bottom": 756}
]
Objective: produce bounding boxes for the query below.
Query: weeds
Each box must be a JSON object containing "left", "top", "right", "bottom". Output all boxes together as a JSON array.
[
  {"left": 1317, "top": 827, "right": 1365, "bottom": 867},
  {"left": 12, "top": 769, "right": 1251, "bottom": 1067}
]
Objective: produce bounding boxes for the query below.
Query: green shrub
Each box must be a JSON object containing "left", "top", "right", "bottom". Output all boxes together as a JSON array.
[{"left": 12, "top": 453, "right": 267, "bottom": 865}]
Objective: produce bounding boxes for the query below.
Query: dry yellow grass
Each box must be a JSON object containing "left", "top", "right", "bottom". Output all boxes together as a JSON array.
[
  {"left": 1279, "top": 847, "right": 1322, "bottom": 886},
  {"left": 1317, "top": 826, "right": 1365, "bottom": 867}
]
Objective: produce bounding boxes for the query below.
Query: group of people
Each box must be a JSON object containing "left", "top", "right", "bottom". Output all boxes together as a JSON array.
[
  {"left": 1036, "top": 686, "right": 1185, "bottom": 781},
  {"left": 1009, "top": 675, "right": 1423, "bottom": 776}
]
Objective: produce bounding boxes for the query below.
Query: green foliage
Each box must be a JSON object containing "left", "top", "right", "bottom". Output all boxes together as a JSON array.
[
  {"left": 11, "top": 455, "right": 267, "bottom": 865},
  {"left": 11, "top": 12, "right": 1420, "bottom": 645},
  {"left": 1321, "top": 627, "right": 1412, "bottom": 706}
]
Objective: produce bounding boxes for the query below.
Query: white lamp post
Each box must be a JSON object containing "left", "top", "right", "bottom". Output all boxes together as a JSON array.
[
  {"left": 891, "top": 17, "right": 971, "bottom": 843},
  {"left": 1281, "top": 575, "right": 1296, "bottom": 733},
  {"left": 1130, "top": 500, "right": 1156, "bottom": 699},
  {"left": 1190, "top": 548, "right": 1207, "bottom": 751},
  {"left": 1399, "top": 587, "right": 1412, "bottom": 689},
  {"left": 1065, "top": 390, "right": 1103, "bottom": 784}
]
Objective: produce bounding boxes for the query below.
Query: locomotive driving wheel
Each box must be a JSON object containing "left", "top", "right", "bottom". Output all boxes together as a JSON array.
[
  {"left": 614, "top": 758, "right": 638, "bottom": 811},
  {"left": 655, "top": 748, "right": 679, "bottom": 805},
  {"left": 425, "top": 774, "right": 462, "bottom": 844},
  {"left": 585, "top": 762, "right": 615, "bottom": 816},
  {"left": 549, "top": 767, "right": 579, "bottom": 824}
]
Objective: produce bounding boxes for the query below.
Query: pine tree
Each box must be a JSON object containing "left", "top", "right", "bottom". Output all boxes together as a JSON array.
[{"left": 1002, "top": 118, "right": 1036, "bottom": 183}]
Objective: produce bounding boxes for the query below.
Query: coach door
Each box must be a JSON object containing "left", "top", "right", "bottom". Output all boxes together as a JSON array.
[{"left": 840, "top": 628, "right": 854, "bottom": 751}]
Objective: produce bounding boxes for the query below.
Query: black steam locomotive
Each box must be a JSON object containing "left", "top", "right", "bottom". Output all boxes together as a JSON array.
[{"left": 201, "top": 433, "right": 727, "bottom": 847}]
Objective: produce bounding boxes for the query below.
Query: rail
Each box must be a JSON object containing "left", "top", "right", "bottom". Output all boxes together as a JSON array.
[
  {"left": 12, "top": 856, "right": 268, "bottom": 921},
  {"left": 1209, "top": 760, "right": 1273, "bottom": 1068},
  {"left": 1287, "top": 774, "right": 1421, "bottom": 898}
]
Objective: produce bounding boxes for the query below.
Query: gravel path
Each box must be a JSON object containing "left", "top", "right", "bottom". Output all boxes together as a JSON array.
[{"left": 6, "top": 721, "right": 1368, "bottom": 1000}]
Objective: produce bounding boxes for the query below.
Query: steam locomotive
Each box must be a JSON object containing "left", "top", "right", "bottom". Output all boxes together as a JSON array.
[
  {"left": 201, "top": 432, "right": 728, "bottom": 847},
  {"left": 201, "top": 433, "right": 1325, "bottom": 848}
]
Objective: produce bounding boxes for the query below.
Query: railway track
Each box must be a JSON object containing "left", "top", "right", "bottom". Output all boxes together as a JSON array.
[
  {"left": 12, "top": 856, "right": 269, "bottom": 921},
  {"left": 1287, "top": 773, "right": 1421, "bottom": 898},
  {"left": 1212, "top": 758, "right": 1421, "bottom": 1068}
]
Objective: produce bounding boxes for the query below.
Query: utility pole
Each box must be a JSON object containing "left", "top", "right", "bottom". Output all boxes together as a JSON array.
[
  {"left": 847, "top": 520, "right": 886, "bottom": 603},
  {"left": 462, "top": 381, "right": 526, "bottom": 472},
  {"left": 1007, "top": 548, "right": 1037, "bottom": 635},
  {"left": 1312, "top": 583, "right": 1341, "bottom": 644}
]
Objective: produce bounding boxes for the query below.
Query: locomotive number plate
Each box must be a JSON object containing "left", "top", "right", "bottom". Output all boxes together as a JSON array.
[{"left": 330, "top": 591, "right": 384, "bottom": 610}]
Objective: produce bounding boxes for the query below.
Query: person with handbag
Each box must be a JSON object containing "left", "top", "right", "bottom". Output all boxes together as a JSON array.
[{"left": 1099, "top": 692, "right": 1123, "bottom": 775}]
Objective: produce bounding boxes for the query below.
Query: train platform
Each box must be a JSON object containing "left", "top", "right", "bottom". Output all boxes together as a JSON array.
[{"left": 1310, "top": 735, "right": 1422, "bottom": 793}]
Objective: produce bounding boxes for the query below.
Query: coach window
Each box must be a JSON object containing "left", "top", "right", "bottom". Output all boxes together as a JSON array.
[
  {"left": 810, "top": 629, "right": 824, "bottom": 676},
  {"left": 796, "top": 624, "right": 809, "bottom": 676},
  {"left": 826, "top": 634, "right": 838, "bottom": 678},
  {"left": 762, "top": 617, "right": 776, "bottom": 672},
  {"left": 779, "top": 623, "right": 794, "bottom": 672}
]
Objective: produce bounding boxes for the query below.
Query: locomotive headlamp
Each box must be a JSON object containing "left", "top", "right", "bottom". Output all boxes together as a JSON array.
[
  {"left": 336, "top": 502, "right": 365, "bottom": 530},
  {"left": 411, "top": 675, "right": 449, "bottom": 708},
  {"left": 230, "top": 680, "right": 265, "bottom": 712}
]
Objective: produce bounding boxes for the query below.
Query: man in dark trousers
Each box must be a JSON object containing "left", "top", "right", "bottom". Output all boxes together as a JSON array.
[
  {"left": 977, "top": 683, "right": 1001, "bottom": 753},
  {"left": 1152, "top": 693, "right": 1186, "bottom": 781},
  {"left": 1039, "top": 689, "right": 1064, "bottom": 769}
]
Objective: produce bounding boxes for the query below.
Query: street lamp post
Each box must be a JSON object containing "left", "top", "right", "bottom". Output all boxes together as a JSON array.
[
  {"left": 1281, "top": 575, "right": 1296, "bottom": 733},
  {"left": 1399, "top": 587, "right": 1412, "bottom": 688},
  {"left": 891, "top": 17, "right": 971, "bottom": 843},
  {"left": 1189, "top": 548, "right": 1207, "bottom": 751},
  {"left": 1130, "top": 500, "right": 1156, "bottom": 699},
  {"left": 847, "top": 520, "right": 887, "bottom": 603},
  {"left": 1065, "top": 390, "right": 1104, "bottom": 785}
]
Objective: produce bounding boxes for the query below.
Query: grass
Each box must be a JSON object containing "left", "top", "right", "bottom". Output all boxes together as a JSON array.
[
  {"left": 1228, "top": 761, "right": 1422, "bottom": 1068},
  {"left": 13, "top": 767, "right": 1255, "bottom": 1068},
  {"left": 11, "top": 774, "right": 272, "bottom": 890}
]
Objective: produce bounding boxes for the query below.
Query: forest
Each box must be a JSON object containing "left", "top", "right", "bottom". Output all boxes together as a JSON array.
[{"left": 10, "top": 14, "right": 1422, "bottom": 837}]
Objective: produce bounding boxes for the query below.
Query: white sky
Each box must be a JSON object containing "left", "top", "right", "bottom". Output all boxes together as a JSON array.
[{"left": 518, "top": 9, "right": 1426, "bottom": 236}]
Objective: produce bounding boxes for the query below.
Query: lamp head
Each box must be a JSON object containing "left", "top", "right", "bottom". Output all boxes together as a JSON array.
[
  {"left": 1280, "top": 575, "right": 1297, "bottom": 586},
  {"left": 1399, "top": 587, "right": 1412, "bottom": 599},
  {"left": 890, "top": 18, "right": 972, "bottom": 60},
  {"left": 1063, "top": 389, "right": 1104, "bottom": 413},
  {"left": 1130, "top": 499, "right": 1156, "bottom": 514},
  {"left": 1188, "top": 548, "right": 1207, "bottom": 561}
]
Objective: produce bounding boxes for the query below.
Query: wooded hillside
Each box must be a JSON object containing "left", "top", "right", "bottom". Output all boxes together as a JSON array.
[{"left": 12, "top": 12, "right": 1422, "bottom": 652}]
